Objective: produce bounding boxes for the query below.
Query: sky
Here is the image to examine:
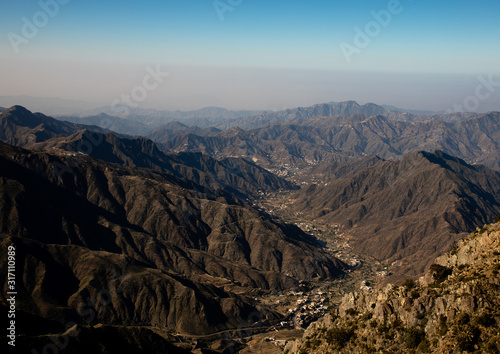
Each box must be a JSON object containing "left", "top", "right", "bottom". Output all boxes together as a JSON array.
[{"left": 1, "top": 0, "right": 499, "bottom": 113}]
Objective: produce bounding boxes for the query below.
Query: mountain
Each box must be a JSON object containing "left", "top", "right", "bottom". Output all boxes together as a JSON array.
[
  {"left": 0, "top": 141, "right": 345, "bottom": 339},
  {"left": 0, "top": 106, "right": 295, "bottom": 199},
  {"left": 146, "top": 121, "right": 221, "bottom": 142},
  {"left": 0, "top": 98, "right": 480, "bottom": 135},
  {"left": 291, "top": 151, "right": 500, "bottom": 280},
  {"left": 161, "top": 112, "right": 500, "bottom": 170},
  {"left": 261, "top": 101, "right": 387, "bottom": 121},
  {"left": 70, "top": 101, "right": 481, "bottom": 135},
  {"left": 199, "top": 101, "right": 388, "bottom": 130},
  {"left": 75, "top": 105, "right": 265, "bottom": 130},
  {"left": 65, "top": 100, "right": 482, "bottom": 138},
  {"left": 181, "top": 101, "right": 477, "bottom": 131},
  {"left": 57, "top": 113, "right": 152, "bottom": 136},
  {"left": 0, "top": 105, "right": 105, "bottom": 149},
  {"left": 2, "top": 104, "right": 499, "bottom": 352},
  {"left": 11, "top": 104, "right": 496, "bottom": 281},
  {"left": 8, "top": 324, "right": 192, "bottom": 354},
  {"left": 166, "top": 151, "right": 297, "bottom": 198},
  {"left": 30, "top": 129, "right": 297, "bottom": 200},
  {"left": 162, "top": 124, "right": 348, "bottom": 170},
  {"left": 286, "top": 221, "right": 500, "bottom": 353},
  {"left": 294, "top": 155, "right": 385, "bottom": 183}
]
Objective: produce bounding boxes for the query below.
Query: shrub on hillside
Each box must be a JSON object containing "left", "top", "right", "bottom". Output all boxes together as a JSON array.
[
  {"left": 325, "top": 327, "right": 355, "bottom": 348},
  {"left": 403, "top": 279, "right": 416, "bottom": 289},
  {"left": 404, "top": 327, "right": 425, "bottom": 349},
  {"left": 429, "top": 264, "right": 452, "bottom": 283}
]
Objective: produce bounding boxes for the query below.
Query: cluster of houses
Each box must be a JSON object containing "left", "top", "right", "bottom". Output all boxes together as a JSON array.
[{"left": 286, "top": 292, "right": 330, "bottom": 329}]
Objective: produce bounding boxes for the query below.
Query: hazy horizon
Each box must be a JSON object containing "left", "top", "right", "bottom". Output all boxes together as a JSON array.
[{"left": 2, "top": 0, "right": 499, "bottom": 113}]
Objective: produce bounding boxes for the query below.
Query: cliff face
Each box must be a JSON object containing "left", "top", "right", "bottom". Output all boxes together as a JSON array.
[{"left": 286, "top": 222, "right": 500, "bottom": 353}]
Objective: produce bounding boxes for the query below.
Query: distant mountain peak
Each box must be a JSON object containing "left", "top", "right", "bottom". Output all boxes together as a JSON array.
[
  {"left": 338, "top": 100, "right": 360, "bottom": 106},
  {"left": 5, "top": 105, "right": 32, "bottom": 114},
  {"left": 164, "top": 121, "right": 189, "bottom": 129},
  {"left": 8, "top": 104, "right": 28, "bottom": 110}
]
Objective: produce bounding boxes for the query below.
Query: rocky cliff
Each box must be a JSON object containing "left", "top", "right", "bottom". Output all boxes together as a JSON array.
[{"left": 286, "top": 221, "right": 500, "bottom": 353}]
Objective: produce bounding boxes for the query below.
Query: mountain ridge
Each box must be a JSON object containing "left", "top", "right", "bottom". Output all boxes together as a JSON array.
[
  {"left": 161, "top": 112, "right": 500, "bottom": 170},
  {"left": 291, "top": 150, "right": 500, "bottom": 280},
  {"left": 0, "top": 106, "right": 297, "bottom": 200}
]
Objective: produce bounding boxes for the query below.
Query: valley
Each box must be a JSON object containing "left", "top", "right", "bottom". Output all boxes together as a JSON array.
[{"left": 4, "top": 0, "right": 500, "bottom": 351}]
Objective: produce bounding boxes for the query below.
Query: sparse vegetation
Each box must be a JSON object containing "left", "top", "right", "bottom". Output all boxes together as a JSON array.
[
  {"left": 415, "top": 312, "right": 426, "bottom": 320},
  {"left": 485, "top": 336, "right": 500, "bottom": 353},
  {"left": 457, "top": 313, "right": 470, "bottom": 326},
  {"left": 417, "top": 338, "right": 431, "bottom": 353},
  {"left": 325, "top": 327, "right": 355, "bottom": 349},
  {"left": 493, "top": 264, "right": 500, "bottom": 276},
  {"left": 404, "top": 327, "right": 425, "bottom": 349},
  {"left": 477, "top": 313, "right": 496, "bottom": 328},
  {"left": 279, "top": 207, "right": 500, "bottom": 353},
  {"left": 377, "top": 322, "right": 390, "bottom": 335},
  {"left": 392, "top": 317, "right": 403, "bottom": 329},
  {"left": 437, "top": 315, "right": 448, "bottom": 336},
  {"left": 456, "top": 325, "right": 481, "bottom": 352}
]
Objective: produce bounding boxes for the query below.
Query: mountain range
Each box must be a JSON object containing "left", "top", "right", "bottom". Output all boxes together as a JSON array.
[
  {"left": 0, "top": 105, "right": 347, "bottom": 349},
  {"left": 1, "top": 103, "right": 499, "bottom": 352},
  {"left": 0, "top": 139, "right": 344, "bottom": 333},
  {"left": 159, "top": 111, "right": 500, "bottom": 171},
  {"left": 56, "top": 100, "right": 479, "bottom": 134}
]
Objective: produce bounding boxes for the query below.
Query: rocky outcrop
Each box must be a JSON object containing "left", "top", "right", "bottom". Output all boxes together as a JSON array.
[{"left": 286, "top": 222, "right": 500, "bottom": 353}]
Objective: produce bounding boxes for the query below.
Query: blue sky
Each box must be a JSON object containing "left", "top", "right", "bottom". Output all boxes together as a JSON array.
[{"left": 1, "top": 0, "right": 499, "bottom": 112}]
